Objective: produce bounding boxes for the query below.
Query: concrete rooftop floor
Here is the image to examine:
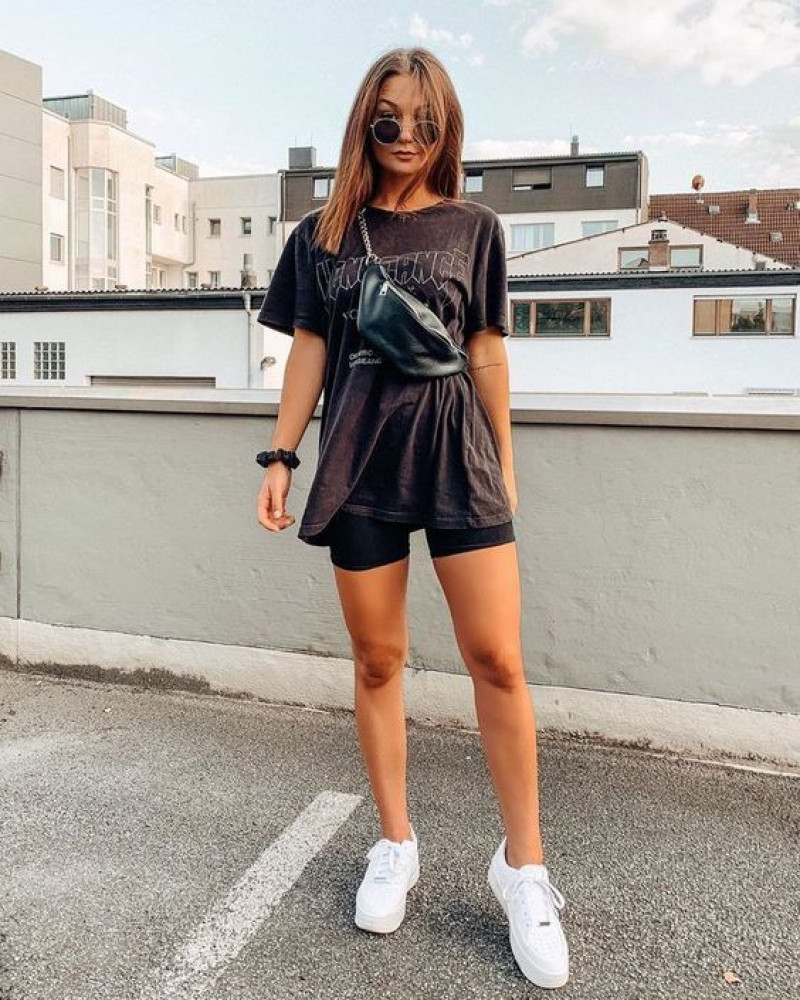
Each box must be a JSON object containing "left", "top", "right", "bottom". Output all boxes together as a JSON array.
[{"left": 1, "top": 668, "right": 797, "bottom": 1000}]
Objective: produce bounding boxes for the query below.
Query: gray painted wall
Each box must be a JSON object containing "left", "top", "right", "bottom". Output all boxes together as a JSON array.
[{"left": 1, "top": 391, "right": 798, "bottom": 715}]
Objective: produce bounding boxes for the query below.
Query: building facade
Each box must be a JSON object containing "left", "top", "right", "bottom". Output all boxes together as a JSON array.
[{"left": 1, "top": 51, "right": 42, "bottom": 291}]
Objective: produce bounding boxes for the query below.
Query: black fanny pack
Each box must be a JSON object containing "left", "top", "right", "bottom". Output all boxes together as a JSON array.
[{"left": 355, "top": 206, "right": 469, "bottom": 379}]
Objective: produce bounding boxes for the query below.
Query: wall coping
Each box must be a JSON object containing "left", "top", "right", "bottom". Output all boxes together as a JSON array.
[{"left": 1, "top": 386, "right": 799, "bottom": 429}]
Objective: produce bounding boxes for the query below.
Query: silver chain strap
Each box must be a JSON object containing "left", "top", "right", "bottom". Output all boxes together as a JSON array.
[{"left": 357, "top": 208, "right": 381, "bottom": 264}]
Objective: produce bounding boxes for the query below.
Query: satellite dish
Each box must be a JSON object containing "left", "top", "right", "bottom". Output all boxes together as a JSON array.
[{"left": 692, "top": 174, "right": 705, "bottom": 191}]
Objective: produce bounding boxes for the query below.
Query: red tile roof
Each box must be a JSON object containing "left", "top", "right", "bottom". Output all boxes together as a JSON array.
[{"left": 648, "top": 188, "right": 800, "bottom": 267}]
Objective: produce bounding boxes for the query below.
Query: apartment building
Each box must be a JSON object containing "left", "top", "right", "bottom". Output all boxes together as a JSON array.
[
  {"left": 1, "top": 51, "right": 42, "bottom": 291},
  {"left": 280, "top": 139, "right": 649, "bottom": 252}
]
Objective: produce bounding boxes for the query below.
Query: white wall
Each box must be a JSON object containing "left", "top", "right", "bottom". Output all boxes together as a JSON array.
[
  {"left": 188, "top": 175, "right": 281, "bottom": 289},
  {"left": 506, "top": 220, "right": 790, "bottom": 276},
  {"left": 500, "top": 208, "right": 640, "bottom": 254},
  {"left": 70, "top": 120, "right": 192, "bottom": 288},
  {"left": 0, "top": 307, "right": 255, "bottom": 387},
  {"left": 505, "top": 279, "right": 799, "bottom": 395},
  {"left": 42, "top": 110, "right": 70, "bottom": 290},
  {"left": 0, "top": 50, "right": 42, "bottom": 291}
]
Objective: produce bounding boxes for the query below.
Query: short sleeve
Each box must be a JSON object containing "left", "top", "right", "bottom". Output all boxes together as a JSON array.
[
  {"left": 463, "top": 210, "right": 509, "bottom": 339},
  {"left": 256, "top": 214, "right": 328, "bottom": 339}
]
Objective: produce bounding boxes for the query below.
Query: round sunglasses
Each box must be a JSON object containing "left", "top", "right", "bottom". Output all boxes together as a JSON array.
[{"left": 369, "top": 114, "right": 441, "bottom": 147}]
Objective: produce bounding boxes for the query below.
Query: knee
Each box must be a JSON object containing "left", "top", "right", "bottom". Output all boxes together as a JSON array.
[
  {"left": 353, "top": 639, "right": 407, "bottom": 687},
  {"left": 468, "top": 645, "right": 524, "bottom": 690}
]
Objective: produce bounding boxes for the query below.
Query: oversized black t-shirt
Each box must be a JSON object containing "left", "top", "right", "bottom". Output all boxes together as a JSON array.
[{"left": 256, "top": 198, "right": 513, "bottom": 547}]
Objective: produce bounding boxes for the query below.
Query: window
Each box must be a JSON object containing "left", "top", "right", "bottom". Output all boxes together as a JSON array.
[
  {"left": 50, "top": 165, "right": 65, "bottom": 199},
  {"left": 174, "top": 213, "right": 180, "bottom": 231},
  {"left": 693, "top": 296, "right": 795, "bottom": 336},
  {"left": 242, "top": 253, "right": 253, "bottom": 268},
  {"left": 186, "top": 271, "right": 198, "bottom": 289},
  {"left": 582, "top": 220, "right": 619, "bottom": 237},
  {"left": 509, "top": 223, "right": 555, "bottom": 252},
  {"left": 1, "top": 342, "right": 16, "bottom": 380},
  {"left": 209, "top": 218, "right": 221, "bottom": 237},
  {"left": 510, "top": 299, "right": 611, "bottom": 337},
  {"left": 34, "top": 341, "right": 66, "bottom": 380},
  {"left": 670, "top": 246, "right": 702, "bottom": 268},
  {"left": 241, "top": 216, "right": 252, "bottom": 235},
  {"left": 50, "top": 233, "right": 64, "bottom": 263},
  {"left": 463, "top": 172, "right": 483, "bottom": 193},
  {"left": 313, "top": 176, "right": 334, "bottom": 198},
  {"left": 620, "top": 248, "right": 649, "bottom": 270},
  {"left": 267, "top": 215, "right": 276, "bottom": 235},
  {"left": 512, "top": 167, "right": 551, "bottom": 191},
  {"left": 153, "top": 204, "right": 162, "bottom": 224},
  {"left": 181, "top": 215, "right": 187, "bottom": 233},
  {"left": 75, "top": 167, "right": 118, "bottom": 290},
  {"left": 586, "top": 165, "right": 605, "bottom": 188},
  {"left": 208, "top": 270, "right": 221, "bottom": 288}
]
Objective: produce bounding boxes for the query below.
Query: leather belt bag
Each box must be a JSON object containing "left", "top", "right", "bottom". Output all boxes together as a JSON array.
[{"left": 355, "top": 206, "right": 469, "bottom": 379}]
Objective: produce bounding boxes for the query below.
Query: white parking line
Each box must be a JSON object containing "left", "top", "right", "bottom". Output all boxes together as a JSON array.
[{"left": 145, "top": 790, "right": 363, "bottom": 999}]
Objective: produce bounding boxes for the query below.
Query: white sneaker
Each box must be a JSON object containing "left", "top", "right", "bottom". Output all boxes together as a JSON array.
[
  {"left": 354, "top": 825, "right": 420, "bottom": 933},
  {"left": 487, "top": 836, "right": 570, "bottom": 989}
]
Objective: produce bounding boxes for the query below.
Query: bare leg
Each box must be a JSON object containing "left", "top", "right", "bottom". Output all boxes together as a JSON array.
[
  {"left": 333, "top": 556, "right": 413, "bottom": 843},
  {"left": 432, "top": 541, "right": 544, "bottom": 867}
]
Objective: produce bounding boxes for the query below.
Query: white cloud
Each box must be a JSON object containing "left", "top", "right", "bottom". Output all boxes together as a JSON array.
[
  {"left": 409, "top": 12, "right": 487, "bottom": 65},
  {"left": 465, "top": 137, "right": 599, "bottom": 158},
  {"left": 499, "top": 0, "right": 800, "bottom": 86},
  {"left": 620, "top": 121, "right": 800, "bottom": 186},
  {"left": 196, "top": 154, "right": 275, "bottom": 177}
]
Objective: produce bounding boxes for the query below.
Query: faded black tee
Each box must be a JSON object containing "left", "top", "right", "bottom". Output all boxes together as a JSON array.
[{"left": 256, "top": 198, "right": 513, "bottom": 547}]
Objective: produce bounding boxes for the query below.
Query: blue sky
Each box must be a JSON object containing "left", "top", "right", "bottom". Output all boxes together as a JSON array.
[{"left": 4, "top": 0, "right": 799, "bottom": 192}]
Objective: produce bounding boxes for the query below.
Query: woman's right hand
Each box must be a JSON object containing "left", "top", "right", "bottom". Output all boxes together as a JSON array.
[{"left": 257, "top": 463, "right": 296, "bottom": 532}]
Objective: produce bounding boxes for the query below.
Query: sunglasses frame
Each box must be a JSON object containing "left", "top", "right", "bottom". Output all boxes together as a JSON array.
[{"left": 369, "top": 114, "right": 441, "bottom": 148}]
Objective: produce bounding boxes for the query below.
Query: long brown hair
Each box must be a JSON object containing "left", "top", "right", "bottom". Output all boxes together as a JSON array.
[{"left": 312, "top": 47, "right": 466, "bottom": 256}]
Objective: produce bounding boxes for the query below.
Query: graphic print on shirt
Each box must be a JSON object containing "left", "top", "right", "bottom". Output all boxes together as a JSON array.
[{"left": 317, "top": 247, "right": 472, "bottom": 369}]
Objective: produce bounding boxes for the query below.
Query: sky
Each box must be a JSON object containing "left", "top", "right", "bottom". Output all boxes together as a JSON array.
[{"left": 3, "top": 0, "right": 799, "bottom": 193}]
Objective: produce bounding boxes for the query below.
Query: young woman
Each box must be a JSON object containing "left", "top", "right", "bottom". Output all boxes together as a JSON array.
[{"left": 256, "top": 47, "right": 570, "bottom": 990}]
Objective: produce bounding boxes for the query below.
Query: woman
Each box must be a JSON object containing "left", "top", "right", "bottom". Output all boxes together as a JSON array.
[{"left": 256, "top": 47, "right": 570, "bottom": 990}]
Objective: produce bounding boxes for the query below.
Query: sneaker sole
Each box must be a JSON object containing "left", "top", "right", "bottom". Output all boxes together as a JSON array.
[
  {"left": 354, "top": 861, "right": 420, "bottom": 934},
  {"left": 488, "top": 862, "right": 569, "bottom": 989}
]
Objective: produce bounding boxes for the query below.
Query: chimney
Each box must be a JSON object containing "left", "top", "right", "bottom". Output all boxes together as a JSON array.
[
  {"left": 570, "top": 134, "right": 579, "bottom": 156},
  {"left": 648, "top": 228, "right": 670, "bottom": 270},
  {"left": 745, "top": 188, "right": 759, "bottom": 224}
]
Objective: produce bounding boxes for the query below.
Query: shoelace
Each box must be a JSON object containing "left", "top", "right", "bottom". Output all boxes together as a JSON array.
[
  {"left": 504, "top": 873, "right": 566, "bottom": 931},
  {"left": 366, "top": 840, "right": 408, "bottom": 884}
]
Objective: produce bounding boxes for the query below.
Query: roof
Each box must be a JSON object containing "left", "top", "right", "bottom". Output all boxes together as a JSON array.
[
  {"left": 1, "top": 270, "right": 798, "bottom": 314},
  {"left": 285, "top": 150, "right": 645, "bottom": 173},
  {"left": 507, "top": 217, "right": 790, "bottom": 267},
  {"left": 648, "top": 188, "right": 800, "bottom": 268}
]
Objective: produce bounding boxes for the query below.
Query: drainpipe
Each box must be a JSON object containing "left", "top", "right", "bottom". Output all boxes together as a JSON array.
[
  {"left": 242, "top": 289, "right": 259, "bottom": 389},
  {"left": 182, "top": 199, "right": 197, "bottom": 286},
  {"left": 67, "top": 130, "right": 74, "bottom": 289}
]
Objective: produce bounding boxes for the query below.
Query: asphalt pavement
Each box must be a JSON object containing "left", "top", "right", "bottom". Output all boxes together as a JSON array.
[{"left": 1, "top": 669, "right": 797, "bottom": 1000}]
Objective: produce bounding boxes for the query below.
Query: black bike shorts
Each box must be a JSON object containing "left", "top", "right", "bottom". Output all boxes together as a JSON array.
[{"left": 326, "top": 508, "right": 515, "bottom": 571}]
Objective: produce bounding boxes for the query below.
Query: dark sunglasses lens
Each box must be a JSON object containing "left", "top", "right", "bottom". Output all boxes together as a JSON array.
[
  {"left": 413, "top": 121, "right": 440, "bottom": 146},
  {"left": 372, "top": 117, "right": 440, "bottom": 146},
  {"left": 373, "top": 118, "right": 400, "bottom": 144}
]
